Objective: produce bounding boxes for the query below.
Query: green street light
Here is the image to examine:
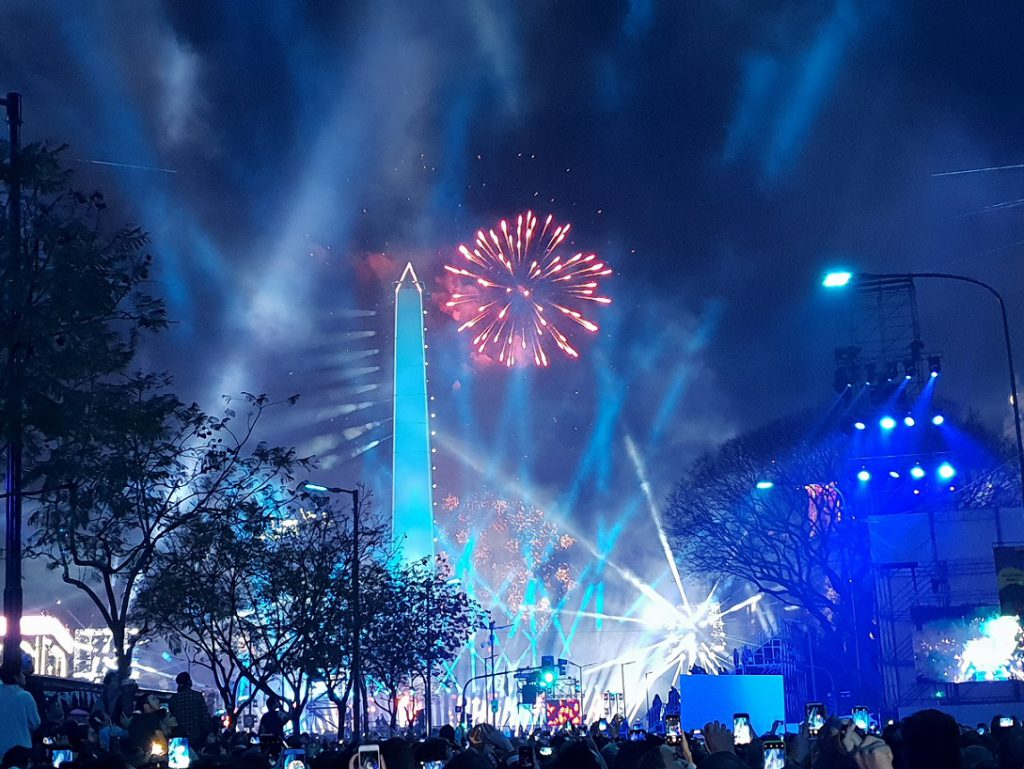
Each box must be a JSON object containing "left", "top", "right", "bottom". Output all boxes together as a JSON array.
[{"left": 822, "top": 270, "right": 853, "bottom": 288}]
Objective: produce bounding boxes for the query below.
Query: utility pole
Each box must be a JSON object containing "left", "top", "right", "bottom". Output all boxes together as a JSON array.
[
  {"left": 350, "top": 487, "right": 362, "bottom": 738},
  {"left": 303, "top": 482, "right": 361, "bottom": 737},
  {"left": 2, "top": 91, "right": 23, "bottom": 670}
]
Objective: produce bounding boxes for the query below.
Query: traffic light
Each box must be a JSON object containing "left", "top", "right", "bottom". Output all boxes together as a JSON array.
[
  {"left": 521, "top": 683, "right": 538, "bottom": 705},
  {"left": 539, "top": 655, "right": 557, "bottom": 689}
]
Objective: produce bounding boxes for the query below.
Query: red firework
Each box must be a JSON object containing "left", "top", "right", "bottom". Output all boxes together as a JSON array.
[{"left": 444, "top": 211, "right": 612, "bottom": 366}]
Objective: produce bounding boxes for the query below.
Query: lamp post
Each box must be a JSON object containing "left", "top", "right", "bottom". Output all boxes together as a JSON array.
[
  {"left": 643, "top": 671, "right": 653, "bottom": 719},
  {"left": 568, "top": 661, "right": 599, "bottom": 721},
  {"left": 620, "top": 660, "right": 635, "bottom": 721},
  {"left": 421, "top": 563, "right": 461, "bottom": 735},
  {"left": 823, "top": 270, "right": 1024, "bottom": 511},
  {"left": 303, "top": 482, "right": 362, "bottom": 738},
  {"left": 486, "top": 620, "right": 513, "bottom": 725},
  {"left": 1, "top": 91, "right": 23, "bottom": 670}
]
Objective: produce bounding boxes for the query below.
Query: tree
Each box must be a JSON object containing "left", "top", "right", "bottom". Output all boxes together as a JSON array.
[
  {"left": 402, "top": 556, "right": 487, "bottom": 728},
  {"left": 1, "top": 142, "right": 165, "bottom": 460},
  {"left": 29, "top": 389, "right": 311, "bottom": 677},
  {"left": 664, "top": 414, "right": 871, "bottom": 677},
  {"left": 134, "top": 513, "right": 287, "bottom": 721}
]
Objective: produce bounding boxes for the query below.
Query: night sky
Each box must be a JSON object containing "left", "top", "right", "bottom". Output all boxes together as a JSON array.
[{"left": 4, "top": 1, "right": 1024, "bottom": 619}]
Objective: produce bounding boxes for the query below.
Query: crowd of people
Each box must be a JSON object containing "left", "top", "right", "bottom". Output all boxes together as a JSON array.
[{"left": 2, "top": 659, "right": 1023, "bottom": 769}]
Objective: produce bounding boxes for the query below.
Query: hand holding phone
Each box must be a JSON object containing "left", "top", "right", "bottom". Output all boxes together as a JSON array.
[
  {"left": 806, "top": 702, "right": 825, "bottom": 736},
  {"left": 733, "top": 713, "right": 752, "bottom": 745},
  {"left": 852, "top": 706, "right": 870, "bottom": 731},
  {"left": 357, "top": 745, "right": 382, "bottom": 769},
  {"left": 763, "top": 739, "right": 785, "bottom": 769}
]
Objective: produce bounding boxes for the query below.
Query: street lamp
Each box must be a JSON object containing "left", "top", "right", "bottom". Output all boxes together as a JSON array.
[
  {"left": 643, "top": 671, "right": 653, "bottom": 720},
  {"left": 420, "top": 562, "right": 461, "bottom": 735},
  {"left": 567, "top": 660, "right": 600, "bottom": 721},
  {"left": 620, "top": 660, "right": 636, "bottom": 722},
  {"left": 303, "top": 482, "right": 362, "bottom": 737},
  {"left": 823, "top": 269, "right": 1024, "bottom": 511}
]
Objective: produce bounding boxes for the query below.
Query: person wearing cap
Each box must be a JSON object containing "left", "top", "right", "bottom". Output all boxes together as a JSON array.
[{"left": 168, "top": 672, "right": 210, "bottom": 744}]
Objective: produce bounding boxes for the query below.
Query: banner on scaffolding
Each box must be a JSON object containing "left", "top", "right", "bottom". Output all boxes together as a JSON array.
[
  {"left": 545, "top": 698, "right": 582, "bottom": 727},
  {"left": 994, "top": 546, "right": 1024, "bottom": 618}
]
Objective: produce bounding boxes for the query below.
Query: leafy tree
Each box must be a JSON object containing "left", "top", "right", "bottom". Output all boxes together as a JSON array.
[
  {"left": 664, "top": 413, "right": 872, "bottom": 685},
  {"left": 402, "top": 556, "right": 487, "bottom": 727},
  {"left": 0, "top": 143, "right": 165, "bottom": 459},
  {"left": 134, "top": 513, "right": 287, "bottom": 721},
  {"left": 30, "top": 390, "right": 310, "bottom": 677}
]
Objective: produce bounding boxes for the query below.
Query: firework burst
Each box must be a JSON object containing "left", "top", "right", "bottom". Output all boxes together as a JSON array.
[{"left": 444, "top": 211, "right": 612, "bottom": 366}]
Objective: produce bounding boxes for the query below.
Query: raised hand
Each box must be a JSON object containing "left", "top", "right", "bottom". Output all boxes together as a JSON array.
[{"left": 703, "top": 720, "right": 735, "bottom": 754}]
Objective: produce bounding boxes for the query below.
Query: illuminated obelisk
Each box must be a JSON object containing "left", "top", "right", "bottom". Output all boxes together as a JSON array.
[{"left": 392, "top": 263, "right": 435, "bottom": 562}]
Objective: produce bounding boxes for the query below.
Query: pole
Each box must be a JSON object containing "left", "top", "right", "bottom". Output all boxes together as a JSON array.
[
  {"left": 491, "top": 618, "right": 499, "bottom": 724},
  {"left": 620, "top": 661, "right": 634, "bottom": 721},
  {"left": 351, "top": 488, "right": 362, "bottom": 738},
  {"left": 2, "top": 92, "right": 23, "bottom": 670},
  {"left": 644, "top": 672, "right": 652, "bottom": 719}
]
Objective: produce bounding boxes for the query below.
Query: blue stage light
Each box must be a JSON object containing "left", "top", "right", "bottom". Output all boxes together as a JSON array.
[
  {"left": 931, "top": 414, "right": 944, "bottom": 426},
  {"left": 879, "top": 416, "right": 897, "bottom": 430},
  {"left": 755, "top": 481, "right": 774, "bottom": 490},
  {"left": 910, "top": 465, "right": 926, "bottom": 480},
  {"left": 857, "top": 469, "right": 871, "bottom": 482},
  {"left": 930, "top": 370, "right": 939, "bottom": 379},
  {"left": 937, "top": 462, "right": 956, "bottom": 480},
  {"left": 905, "top": 374, "right": 913, "bottom": 381},
  {"left": 853, "top": 421, "right": 866, "bottom": 431},
  {"left": 903, "top": 416, "right": 915, "bottom": 427},
  {"left": 889, "top": 470, "right": 900, "bottom": 478}
]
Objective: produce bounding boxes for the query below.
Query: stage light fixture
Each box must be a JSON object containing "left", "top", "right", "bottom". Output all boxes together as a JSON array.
[
  {"left": 903, "top": 416, "right": 916, "bottom": 427},
  {"left": 931, "top": 414, "right": 945, "bottom": 426},
  {"left": 853, "top": 421, "right": 866, "bottom": 431},
  {"left": 928, "top": 355, "right": 942, "bottom": 378},
  {"left": 889, "top": 470, "right": 900, "bottom": 478},
  {"left": 910, "top": 465, "right": 926, "bottom": 480},
  {"left": 879, "top": 416, "right": 897, "bottom": 430},
  {"left": 755, "top": 481, "right": 774, "bottom": 490},
  {"left": 857, "top": 469, "right": 871, "bottom": 482},
  {"left": 937, "top": 462, "right": 956, "bottom": 480}
]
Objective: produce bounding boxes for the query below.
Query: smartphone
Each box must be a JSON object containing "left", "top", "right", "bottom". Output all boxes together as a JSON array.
[
  {"left": 999, "top": 716, "right": 1014, "bottom": 728},
  {"left": 691, "top": 729, "right": 705, "bottom": 745},
  {"left": 629, "top": 726, "right": 646, "bottom": 742},
  {"left": 51, "top": 751, "right": 75, "bottom": 768},
  {"left": 283, "top": 748, "right": 308, "bottom": 769},
  {"left": 43, "top": 737, "right": 56, "bottom": 747},
  {"left": 518, "top": 746, "right": 536, "bottom": 769},
  {"left": 852, "top": 706, "right": 870, "bottom": 731},
  {"left": 597, "top": 718, "right": 608, "bottom": 732},
  {"left": 806, "top": 702, "right": 825, "bottom": 736},
  {"left": 666, "top": 715, "right": 681, "bottom": 737},
  {"left": 358, "top": 745, "right": 381, "bottom": 769},
  {"left": 169, "top": 737, "right": 190, "bottom": 769},
  {"left": 538, "top": 745, "right": 553, "bottom": 757},
  {"left": 733, "top": 713, "right": 752, "bottom": 745},
  {"left": 763, "top": 739, "right": 786, "bottom": 769},
  {"left": 422, "top": 763, "right": 445, "bottom": 769}
]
